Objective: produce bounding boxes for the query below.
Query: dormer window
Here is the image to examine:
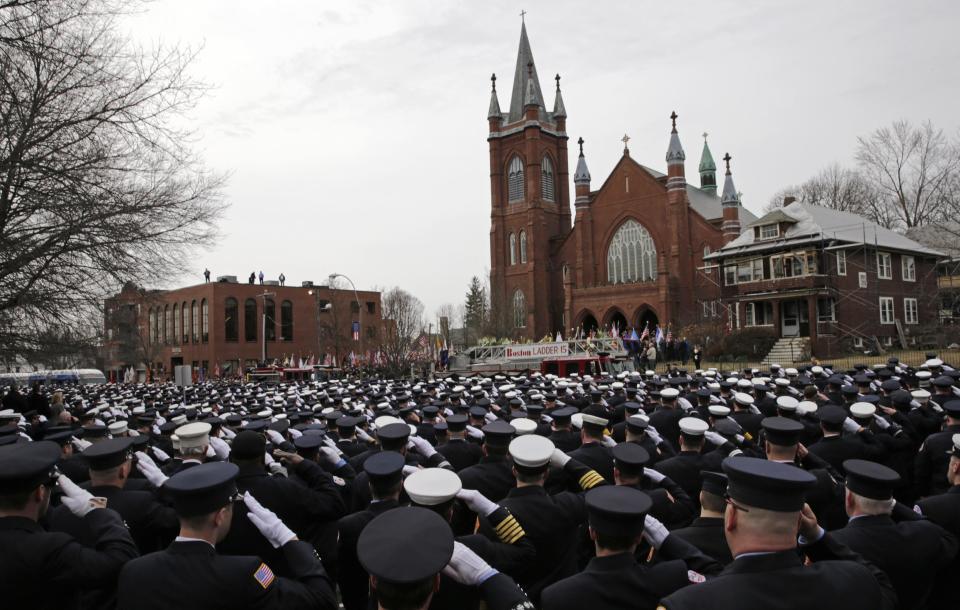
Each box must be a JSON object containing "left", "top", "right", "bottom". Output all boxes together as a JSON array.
[{"left": 759, "top": 223, "right": 779, "bottom": 240}]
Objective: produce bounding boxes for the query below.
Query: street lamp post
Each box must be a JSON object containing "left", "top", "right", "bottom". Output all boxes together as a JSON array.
[{"left": 329, "top": 273, "right": 362, "bottom": 364}]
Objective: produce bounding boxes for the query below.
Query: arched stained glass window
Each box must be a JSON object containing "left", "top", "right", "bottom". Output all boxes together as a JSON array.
[
  {"left": 519, "top": 231, "right": 527, "bottom": 263},
  {"left": 224, "top": 298, "right": 238, "bottom": 342},
  {"left": 513, "top": 290, "right": 526, "bottom": 328},
  {"left": 607, "top": 219, "right": 657, "bottom": 284},
  {"left": 509, "top": 233, "right": 517, "bottom": 265},
  {"left": 507, "top": 156, "right": 524, "bottom": 202},
  {"left": 541, "top": 156, "right": 555, "bottom": 202}
]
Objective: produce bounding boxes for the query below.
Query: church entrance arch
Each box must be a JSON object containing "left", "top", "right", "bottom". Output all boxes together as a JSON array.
[
  {"left": 635, "top": 306, "right": 659, "bottom": 333},
  {"left": 605, "top": 309, "right": 629, "bottom": 334},
  {"left": 576, "top": 311, "right": 599, "bottom": 336}
]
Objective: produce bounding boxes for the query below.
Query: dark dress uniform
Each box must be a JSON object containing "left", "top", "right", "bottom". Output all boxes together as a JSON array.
[
  {"left": 567, "top": 441, "right": 614, "bottom": 482},
  {"left": 541, "top": 535, "right": 720, "bottom": 610},
  {"left": 117, "top": 539, "right": 336, "bottom": 610},
  {"left": 219, "top": 460, "right": 346, "bottom": 577},
  {"left": 730, "top": 410, "right": 763, "bottom": 439},
  {"left": 907, "top": 403, "right": 943, "bottom": 442},
  {"left": 336, "top": 438, "right": 369, "bottom": 458},
  {"left": 653, "top": 450, "right": 722, "bottom": 503},
  {"left": 548, "top": 428, "right": 581, "bottom": 452},
  {"left": 458, "top": 454, "right": 516, "bottom": 502},
  {"left": 648, "top": 407, "right": 684, "bottom": 452},
  {"left": 436, "top": 438, "right": 483, "bottom": 472},
  {"left": 916, "top": 486, "right": 960, "bottom": 610},
  {"left": 669, "top": 516, "right": 732, "bottom": 565},
  {"left": 2, "top": 510, "right": 139, "bottom": 610},
  {"left": 830, "top": 514, "right": 958, "bottom": 610},
  {"left": 336, "top": 498, "right": 399, "bottom": 610},
  {"left": 660, "top": 532, "right": 897, "bottom": 610},
  {"left": 914, "top": 423, "right": 960, "bottom": 497},
  {"left": 49, "top": 484, "right": 178, "bottom": 553},
  {"left": 807, "top": 433, "right": 885, "bottom": 474}
]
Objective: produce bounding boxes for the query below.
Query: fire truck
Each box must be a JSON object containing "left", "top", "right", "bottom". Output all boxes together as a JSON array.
[{"left": 447, "top": 337, "right": 635, "bottom": 377}]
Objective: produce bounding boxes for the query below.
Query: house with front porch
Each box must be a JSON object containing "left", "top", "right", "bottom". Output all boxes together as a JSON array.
[{"left": 704, "top": 202, "right": 944, "bottom": 359}]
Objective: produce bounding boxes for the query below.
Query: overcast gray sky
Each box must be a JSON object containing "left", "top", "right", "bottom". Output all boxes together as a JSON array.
[{"left": 123, "top": 0, "right": 960, "bottom": 319}]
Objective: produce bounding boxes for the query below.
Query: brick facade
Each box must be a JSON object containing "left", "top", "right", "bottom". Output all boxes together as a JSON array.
[{"left": 102, "top": 280, "right": 384, "bottom": 380}]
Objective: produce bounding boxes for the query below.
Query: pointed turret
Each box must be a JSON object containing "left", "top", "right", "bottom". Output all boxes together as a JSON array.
[
  {"left": 574, "top": 137, "right": 591, "bottom": 207},
  {"left": 508, "top": 22, "right": 547, "bottom": 123},
  {"left": 698, "top": 133, "right": 717, "bottom": 193},
  {"left": 721, "top": 152, "right": 742, "bottom": 242},
  {"left": 488, "top": 73, "right": 502, "bottom": 120},
  {"left": 665, "top": 111, "right": 686, "bottom": 165},
  {"left": 552, "top": 74, "right": 566, "bottom": 118}
]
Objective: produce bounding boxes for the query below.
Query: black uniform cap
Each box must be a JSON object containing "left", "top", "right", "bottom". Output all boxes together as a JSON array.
[
  {"left": 945, "top": 401, "right": 960, "bottom": 417},
  {"left": 293, "top": 432, "right": 323, "bottom": 455},
  {"left": 336, "top": 416, "right": 360, "bottom": 431},
  {"left": 818, "top": 404, "right": 847, "bottom": 426},
  {"left": 0, "top": 441, "right": 60, "bottom": 493},
  {"left": 83, "top": 437, "right": 134, "bottom": 471},
  {"left": 231, "top": 430, "right": 266, "bottom": 460},
  {"left": 163, "top": 461, "right": 239, "bottom": 517},
  {"left": 585, "top": 485, "right": 652, "bottom": 537},
  {"left": 933, "top": 375, "right": 954, "bottom": 388},
  {"left": 363, "top": 451, "right": 405, "bottom": 483},
  {"left": 481, "top": 421, "right": 515, "bottom": 447},
  {"left": 43, "top": 429, "right": 75, "bottom": 446},
  {"left": 843, "top": 459, "right": 900, "bottom": 500},
  {"left": 358, "top": 507, "right": 454, "bottom": 584},
  {"left": 722, "top": 456, "right": 816, "bottom": 512},
  {"left": 241, "top": 420, "right": 268, "bottom": 432},
  {"left": 612, "top": 442, "right": 650, "bottom": 473},
  {"left": 468, "top": 406, "right": 488, "bottom": 419},
  {"left": 760, "top": 416, "right": 804, "bottom": 446},
  {"left": 84, "top": 424, "right": 108, "bottom": 438},
  {"left": 840, "top": 386, "right": 859, "bottom": 396},
  {"left": 550, "top": 406, "right": 577, "bottom": 424},
  {"left": 377, "top": 422, "right": 411, "bottom": 442},
  {"left": 446, "top": 414, "right": 468, "bottom": 431},
  {"left": 701, "top": 471, "right": 728, "bottom": 496}
]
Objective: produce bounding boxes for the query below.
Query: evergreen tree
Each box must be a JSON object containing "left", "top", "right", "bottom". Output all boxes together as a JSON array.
[{"left": 464, "top": 276, "right": 487, "bottom": 343}]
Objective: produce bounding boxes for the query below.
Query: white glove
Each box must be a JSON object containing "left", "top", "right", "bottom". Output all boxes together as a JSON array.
[
  {"left": 465, "top": 425, "right": 484, "bottom": 440},
  {"left": 549, "top": 448, "right": 571, "bottom": 468},
  {"left": 600, "top": 434, "right": 617, "bottom": 448},
  {"left": 209, "top": 436, "right": 231, "bottom": 460},
  {"left": 135, "top": 451, "right": 169, "bottom": 487},
  {"left": 402, "top": 465, "right": 420, "bottom": 477},
  {"left": 221, "top": 427, "right": 237, "bottom": 440},
  {"left": 643, "top": 468, "right": 666, "bottom": 483},
  {"left": 319, "top": 446, "right": 342, "bottom": 466},
  {"left": 484, "top": 412, "right": 497, "bottom": 424},
  {"left": 266, "top": 430, "right": 285, "bottom": 446},
  {"left": 541, "top": 415, "right": 553, "bottom": 424},
  {"left": 704, "top": 431, "right": 727, "bottom": 446},
  {"left": 58, "top": 474, "right": 100, "bottom": 517},
  {"left": 408, "top": 435, "right": 437, "bottom": 458},
  {"left": 643, "top": 514, "right": 670, "bottom": 549},
  {"left": 748, "top": 404, "right": 761, "bottom": 415},
  {"left": 243, "top": 492, "right": 296, "bottom": 548},
  {"left": 288, "top": 428, "right": 303, "bottom": 439},
  {"left": 646, "top": 427, "right": 663, "bottom": 444},
  {"left": 150, "top": 445, "right": 171, "bottom": 462},
  {"left": 205, "top": 445, "right": 216, "bottom": 459},
  {"left": 842, "top": 417, "right": 861, "bottom": 434},
  {"left": 873, "top": 414, "right": 891, "bottom": 430},
  {"left": 932, "top": 403, "right": 944, "bottom": 413},
  {"left": 442, "top": 541, "right": 498, "bottom": 586},
  {"left": 322, "top": 436, "right": 345, "bottom": 457},
  {"left": 264, "top": 452, "right": 276, "bottom": 465},
  {"left": 356, "top": 428, "right": 374, "bottom": 443},
  {"left": 456, "top": 488, "right": 499, "bottom": 517},
  {"left": 70, "top": 436, "right": 91, "bottom": 451},
  {"left": 127, "top": 429, "right": 139, "bottom": 437}
]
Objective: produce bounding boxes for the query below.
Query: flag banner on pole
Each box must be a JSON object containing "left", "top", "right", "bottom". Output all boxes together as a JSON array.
[{"left": 352, "top": 321, "right": 360, "bottom": 341}]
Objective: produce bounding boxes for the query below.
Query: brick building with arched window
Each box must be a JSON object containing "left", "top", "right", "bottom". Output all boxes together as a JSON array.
[{"left": 488, "top": 22, "right": 756, "bottom": 340}]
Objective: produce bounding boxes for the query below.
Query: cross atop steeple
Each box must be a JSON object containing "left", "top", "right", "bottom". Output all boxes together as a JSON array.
[
  {"left": 723, "top": 152, "right": 732, "bottom": 174},
  {"left": 670, "top": 111, "right": 678, "bottom": 133},
  {"left": 555, "top": 73, "right": 561, "bottom": 91},
  {"left": 578, "top": 137, "right": 584, "bottom": 156},
  {"left": 491, "top": 73, "right": 496, "bottom": 91},
  {"left": 621, "top": 134, "right": 631, "bottom": 154},
  {"left": 703, "top": 131, "right": 708, "bottom": 142},
  {"left": 520, "top": 9, "right": 526, "bottom": 23}
]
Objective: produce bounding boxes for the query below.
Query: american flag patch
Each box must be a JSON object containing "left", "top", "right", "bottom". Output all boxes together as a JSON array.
[{"left": 253, "top": 563, "right": 275, "bottom": 589}]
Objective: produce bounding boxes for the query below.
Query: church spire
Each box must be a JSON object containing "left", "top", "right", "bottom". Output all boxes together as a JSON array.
[
  {"left": 721, "top": 152, "right": 742, "bottom": 242},
  {"left": 665, "top": 111, "right": 686, "bottom": 165},
  {"left": 508, "top": 21, "right": 546, "bottom": 123},
  {"left": 699, "top": 132, "right": 717, "bottom": 193},
  {"left": 552, "top": 74, "right": 566, "bottom": 118},
  {"left": 487, "top": 73, "right": 502, "bottom": 119},
  {"left": 574, "top": 137, "right": 591, "bottom": 206}
]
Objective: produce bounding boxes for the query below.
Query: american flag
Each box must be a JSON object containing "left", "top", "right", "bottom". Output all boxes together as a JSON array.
[
  {"left": 352, "top": 321, "right": 360, "bottom": 341},
  {"left": 639, "top": 322, "right": 649, "bottom": 341},
  {"left": 666, "top": 327, "right": 673, "bottom": 342},
  {"left": 418, "top": 334, "right": 429, "bottom": 349}
]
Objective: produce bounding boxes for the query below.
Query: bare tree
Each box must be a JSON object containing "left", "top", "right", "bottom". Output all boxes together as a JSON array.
[
  {"left": 856, "top": 120, "right": 960, "bottom": 229},
  {"left": 0, "top": 0, "right": 226, "bottom": 359},
  {"left": 764, "top": 164, "right": 880, "bottom": 217},
  {"left": 379, "top": 286, "right": 424, "bottom": 373}
]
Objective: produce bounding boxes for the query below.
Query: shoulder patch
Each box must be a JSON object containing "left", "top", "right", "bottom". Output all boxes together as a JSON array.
[
  {"left": 687, "top": 569, "right": 706, "bottom": 584},
  {"left": 333, "top": 476, "right": 346, "bottom": 487},
  {"left": 253, "top": 562, "right": 275, "bottom": 589}
]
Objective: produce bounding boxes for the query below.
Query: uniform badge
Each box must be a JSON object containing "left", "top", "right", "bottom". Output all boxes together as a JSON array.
[
  {"left": 333, "top": 476, "right": 346, "bottom": 487},
  {"left": 687, "top": 570, "right": 706, "bottom": 584},
  {"left": 253, "top": 562, "right": 275, "bottom": 589}
]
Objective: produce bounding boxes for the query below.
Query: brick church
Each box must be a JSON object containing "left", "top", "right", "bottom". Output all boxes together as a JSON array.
[{"left": 488, "top": 22, "right": 756, "bottom": 341}]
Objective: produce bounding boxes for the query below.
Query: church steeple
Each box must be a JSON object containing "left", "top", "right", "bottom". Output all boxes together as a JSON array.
[
  {"left": 574, "top": 137, "right": 591, "bottom": 206},
  {"left": 665, "top": 111, "right": 686, "bottom": 165},
  {"left": 698, "top": 133, "right": 717, "bottom": 193},
  {"left": 552, "top": 74, "right": 566, "bottom": 118},
  {"left": 488, "top": 73, "right": 502, "bottom": 120},
  {"left": 721, "top": 152, "right": 742, "bottom": 242},
  {"left": 507, "top": 21, "right": 547, "bottom": 123}
]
